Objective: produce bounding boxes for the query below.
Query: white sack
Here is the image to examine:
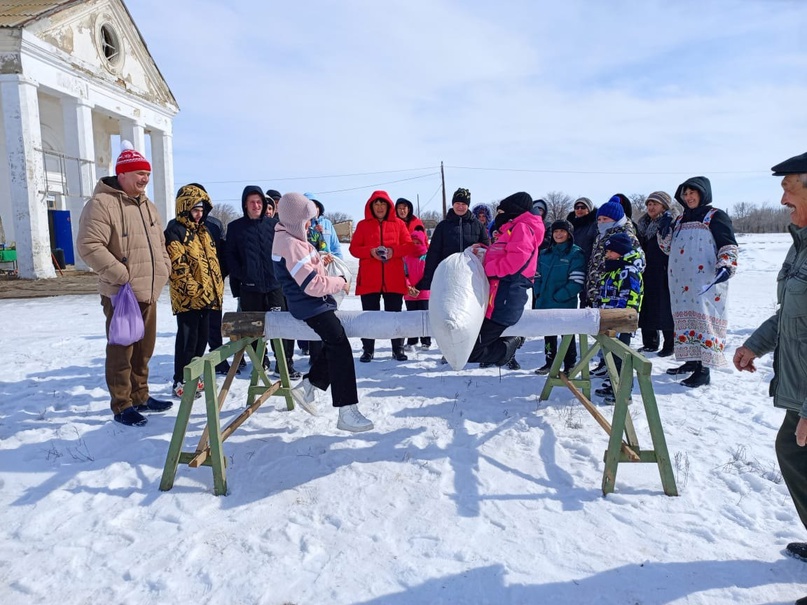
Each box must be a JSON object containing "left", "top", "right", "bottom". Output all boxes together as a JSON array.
[
  {"left": 428, "top": 250, "right": 489, "bottom": 370},
  {"left": 323, "top": 254, "right": 352, "bottom": 307}
]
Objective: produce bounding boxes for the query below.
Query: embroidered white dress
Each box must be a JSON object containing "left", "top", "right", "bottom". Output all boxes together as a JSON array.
[{"left": 666, "top": 210, "right": 732, "bottom": 368}]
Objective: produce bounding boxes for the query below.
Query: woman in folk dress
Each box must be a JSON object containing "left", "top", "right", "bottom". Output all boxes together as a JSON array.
[{"left": 658, "top": 176, "right": 739, "bottom": 388}]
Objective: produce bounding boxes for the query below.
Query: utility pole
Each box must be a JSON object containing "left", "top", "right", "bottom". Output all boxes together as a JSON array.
[
  {"left": 416, "top": 194, "right": 420, "bottom": 216},
  {"left": 440, "top": 161, "right": 447, "bottom": 217}
]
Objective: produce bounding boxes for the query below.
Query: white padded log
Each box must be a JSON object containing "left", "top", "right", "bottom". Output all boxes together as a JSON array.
[{"left": 263, "top": 309, "right": 600, "bottom": 341}]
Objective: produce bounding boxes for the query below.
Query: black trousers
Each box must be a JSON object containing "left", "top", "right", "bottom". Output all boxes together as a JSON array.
[
  {"left": 405, "top": 299, "right": 431, "bottom": 346},
  {"left": 642, "top": 329, "right": 674, "bottom": 350},
  {"left": 360, "top": 292, "right": 404, "bottom": 354},
  {"left": 468, "top": 318, "right": 509, "bottom": 365},
  {"left": 776, "top": 410, "right": 807, "bottom": 531},
  {"left": 544, "top": 335, "right": 577, "bottom": 368},
  {"left": 614, "top": 331, "right": 632, "bottom": 375},
  {"left": 304, "top": 310, "right": 358, "bottom": 407},
  {"left": 208, "top": 308, "right": 223, "bottom": 351},
  {"left": 174, "top": 309, "right": 210, "bottom": 384},
  {"left": 240, "top": 289, "right": 295, "bottom": 364}
]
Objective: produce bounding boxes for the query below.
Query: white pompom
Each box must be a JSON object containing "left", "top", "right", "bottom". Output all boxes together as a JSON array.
[{"left": 120, "top": 139, "right": 134, "bottom": 152}]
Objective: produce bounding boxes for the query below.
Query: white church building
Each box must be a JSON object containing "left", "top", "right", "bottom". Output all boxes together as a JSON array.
[{"left": 0, "top": 0, "right": 177, "bottom": 278}]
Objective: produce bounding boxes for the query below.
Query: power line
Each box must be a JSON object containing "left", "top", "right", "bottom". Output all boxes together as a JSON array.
[
  {"left": 445, "top": 165, "right": 769, "bottom": 176},
  {"left": 179, "top": 166, "right": 437, "bottom": 185}
]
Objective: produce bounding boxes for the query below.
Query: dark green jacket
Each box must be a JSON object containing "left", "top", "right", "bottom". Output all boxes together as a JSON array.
[
  {"left": 744, "top": 224, "right": 807, "bottom": 416},
  {"left": 532, "top": 240, "right": 586, "bottom": 310}
]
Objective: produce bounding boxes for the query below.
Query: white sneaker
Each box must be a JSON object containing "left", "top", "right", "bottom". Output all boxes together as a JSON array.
[
  {"left": 290, "top": 378, "right": 319, "bottom": 416},
  {"left": 173, "top": 381, "right": 201, "bottom": 400},
  {"left": 337, "top": 404, "right": 374, "bottom": 432}
]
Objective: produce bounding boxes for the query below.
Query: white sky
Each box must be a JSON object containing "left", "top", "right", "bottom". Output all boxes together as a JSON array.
[{"left": 127, "top": 0, "right": 807, "bottom": 219}]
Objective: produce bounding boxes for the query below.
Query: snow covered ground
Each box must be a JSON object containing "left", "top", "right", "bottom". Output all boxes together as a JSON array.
[{"left": 0, "top": 233, "right": 805, "bottom": 604}]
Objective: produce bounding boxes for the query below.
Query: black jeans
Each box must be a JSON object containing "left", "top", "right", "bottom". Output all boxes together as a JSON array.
[
  {"left": 468, "top": 318, "right": 509, "bottom": 365},
  {"left": 776, "top": 410, "right": 807, "bottom": 531},
  {"left": 360, "top": 292, "right": 404, "bottom": 354},
  {"left": 174, "top": 309, "right": 210, "bottom": 384},
  {"left": 405, "top": 299, "right": 431, "bottom": 346},
  {"left": 544, "top": 335, "right": 577, "bottom": 369},
  {"left": 240, "top": 289, "right": 295, "bottom": 365},
  {"left": 642, "top": 329, "right": 674, "bottom": 351},
  {"left": 304, "top": 311, "right": 358, "bottom": 407}
]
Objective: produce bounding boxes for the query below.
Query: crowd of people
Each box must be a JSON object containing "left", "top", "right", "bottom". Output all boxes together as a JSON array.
[
  {"left": 75, "top": 142, "right": 748, "bottom": 427},
  {"left": 75, "top": 143, "right": 807, "bottom": 598}
]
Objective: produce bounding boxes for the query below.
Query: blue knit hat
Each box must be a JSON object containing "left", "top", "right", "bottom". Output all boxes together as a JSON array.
[
  {"left": 604, "top": 232, "right": 633, "bottom": 256},
  {"left": 597, "top": 200, "right": 625, "bottom": 222}
]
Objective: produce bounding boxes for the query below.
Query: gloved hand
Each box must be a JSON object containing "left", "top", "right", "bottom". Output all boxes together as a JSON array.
[
  {"left": 713, "top": 267, "right": 731, "bottom": 285},
  {"left": 657, "top": 213, "right": 673, "bottom": 238}
]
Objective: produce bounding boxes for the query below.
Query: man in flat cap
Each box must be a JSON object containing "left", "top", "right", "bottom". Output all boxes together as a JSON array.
[{"left": 734, "top": 152, "right": 807, "bottom": 572}]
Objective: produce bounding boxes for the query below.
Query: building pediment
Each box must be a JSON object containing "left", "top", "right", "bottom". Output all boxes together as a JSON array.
[{"left": 1, "top": 0, "right": 177, "bottom": 112}]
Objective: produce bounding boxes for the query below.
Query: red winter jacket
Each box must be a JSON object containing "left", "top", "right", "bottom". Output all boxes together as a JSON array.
[{"left": 349, "top": 191, "right": 414, "bottom": 295}]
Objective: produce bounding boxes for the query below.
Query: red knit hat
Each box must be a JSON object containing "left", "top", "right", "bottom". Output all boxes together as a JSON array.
[{"left": 115, "top": 140, "right": 151, "bottom": 175}]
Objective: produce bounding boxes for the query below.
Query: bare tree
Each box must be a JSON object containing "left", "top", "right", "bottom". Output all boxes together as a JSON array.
[
  {"left": 420, "top": 209, "right": 443, "bottom": 223},
  {"left": 730, "top": 202, "right": 790, "bottom": 233},
  {"left": 628, "top": 194, "right": 647, "bottom": 220},
  {"left": 209, "top": 204, "right": 240, "bottom": 237},
  {"left": 326, "top": 211, "right": 353, "bottom": 224},
  {"left": 543, "top": 191, "right": 573, "bottom": 223}
]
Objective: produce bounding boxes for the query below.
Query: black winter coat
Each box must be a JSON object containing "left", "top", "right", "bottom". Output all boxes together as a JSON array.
[
  {"left": 637, "top": 213, "right": 674, "bottom": 331},
  {"left": 566, "top": 210, "right": 598, "bottom": 265},
  {"left": 225, "top": 186, "right": 280, "bottom": 295},
  {"left": 416, "top": 208, "right": 489, "bottom": 290}
]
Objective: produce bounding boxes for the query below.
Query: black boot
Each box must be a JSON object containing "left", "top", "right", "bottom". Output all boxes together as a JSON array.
[
  {"left": 666, "top": 360, "right": 699, "bottom": 375},
  {"left": 392, "top": 348, "right": 408, "bottom": 361},
  {"left": 506, "top": 356, "right": 521, "bottom": 370},
  {"left": 658, "top": 344, "right": 675, "bottom": 357},
  {"left": 360, "top": 350, "right": 374, "bottom": 363},
  {"left": 496, "top": 337, "right": 522, "bottom": 367},
  {"left": 534, "top": 358, "right": 554, "bottom": 375},
  {"left": 681, "top": 364, "right": 710, "bottom": 387}
]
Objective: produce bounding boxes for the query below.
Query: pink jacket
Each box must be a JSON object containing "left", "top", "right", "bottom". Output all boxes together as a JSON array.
[{"left": 404, "top": 230, "right": 430, "bottom": 301}]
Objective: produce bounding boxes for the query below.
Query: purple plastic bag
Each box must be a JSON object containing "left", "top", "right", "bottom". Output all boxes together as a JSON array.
[{"left": 108, "top": 282, "right": 145, "bottom": 346}]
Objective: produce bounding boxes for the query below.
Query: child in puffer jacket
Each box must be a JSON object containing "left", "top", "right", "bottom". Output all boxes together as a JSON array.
[
  {"left": 403, "top": 226, "right": 431, "bottom": 349},
  {"left": 594, "top": 231, "right": 644, "bottom": 404}
]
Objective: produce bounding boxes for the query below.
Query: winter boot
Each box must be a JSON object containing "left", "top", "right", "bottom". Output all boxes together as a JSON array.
[
  {"left": 290, "top": 378, "right": 319, "bottom": 416},
  {"left": 337, "top": 404, "right": 374, "bottom": 432},
  {"left": 392, "top": 348, "right": 408, "bottom": 361},
  {"left": 786, "top": 542, "right": 807, "bottom": 562},
  {"left": 534, "top": 359, "right": 554, "bottom": 375},
  {"left": 595, "top": 379, "right": 613, "bottom": 398},
  {"left": 666, "top": 360, "right": 699, "bottom": 375},
  {"left": 590, "top": 359, "right": 608, "bottom": 377},
  {"left": 114, "top": 407, "right": 148, "bottom": 427},
  {"left": 681, "top": 365, "right": 710, "bottom": 388},
  {"left": 497, "top": 337, "right": 522, "bottom": 367},
  {"left": 173, "top": 381, "right": 201, "bottom": 400},
  {"left": 506, "top": 356, "right": 521, "bottom": 370},
  {"left": 658, "top": 345, "right": 675, "bottom": 358},
  {"left": 360, "top": 350, "right": 374, "bottom": 363},
  {"left": 215, "top": 360, "right": 231, "bottom": 376},
  {"left": 135, "top": 396, "right": 173, "bottom": 413}
]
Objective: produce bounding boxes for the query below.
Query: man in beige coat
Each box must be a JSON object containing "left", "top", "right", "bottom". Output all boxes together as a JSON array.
[{"left": 77, "top": 142, "right": 172, "bottom": 427}]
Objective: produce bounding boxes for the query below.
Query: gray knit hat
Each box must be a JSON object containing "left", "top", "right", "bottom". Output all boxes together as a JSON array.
[
  {"left": 573, "top": 197, "right": 594, "bottom": 212},
  {"left": 646, "top": 191, "right": 672, "bottom": 210}
]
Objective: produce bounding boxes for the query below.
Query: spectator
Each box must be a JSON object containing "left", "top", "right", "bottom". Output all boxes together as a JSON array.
[
  {"left": 593, "top": 232, "right": 644, "bottom": 404},
  {"left": 566, "top": 197, "right": 598, "bottom": 307},
  {"left": 76, "top": 142, "right": 172, "bottom": 427},
  {"left": 533, "top": 219, "right": 586, "bottom": 375},
  {"left": 349, "top": 190, "right": 414, "bottom": 362},
  {"left": 396, "top": 198, "right": 427, "bottom": 240},
  {"left": 200, "top": 191, "right": 232, "bottom": 376},
  {"left": 305, "top": 193, "right": 343, "bottom": 258},
  {"left": 531, "top": 198, "right": 552, "bottom": 250},
  {"left": 403, "top": 226, "right": 431, "bottom": 350},
  {"left": 636, "top": 191, "right": 675, "bottom": 356},
  {"left": 471, "top": 203, "right": 494, "bottom": 236},
  {"left": 164, "top": 184, "right": 224, "bottom": 398},
  {"left": 733, "top": 151, "right": 807, "bottom": 580},
  {"left": 658, "top": 176, "right": 738, "bottom": 387},
  {"left": 226, "top": 186, "right": 301, "bottom": 380}
]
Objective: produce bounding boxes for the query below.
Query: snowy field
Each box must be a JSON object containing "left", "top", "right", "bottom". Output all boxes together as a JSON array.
[{"left": 0, "top": 232, "right": 805, "bottom": 604}]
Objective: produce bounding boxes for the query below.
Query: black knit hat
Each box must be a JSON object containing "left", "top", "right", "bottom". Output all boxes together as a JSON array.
[
  {"left": 549, "top": 219, "right": 574, "bottom": 241},
  {"left": 452, "top": 187, "right": 471, "bottom": 204},
  {"left": 498, "top": 191, "right": 533, "bottom": 216},
  {"left": 265, "top": 189, "right": 282, "bottom": 201}
]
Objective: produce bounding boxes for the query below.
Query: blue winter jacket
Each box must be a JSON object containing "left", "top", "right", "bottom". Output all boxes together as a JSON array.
[{"left": 532, "top": 240, "right": 586, "bottom": 310}]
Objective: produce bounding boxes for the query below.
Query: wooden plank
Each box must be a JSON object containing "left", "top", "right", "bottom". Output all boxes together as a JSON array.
[{"left": 637, "top": 373, "right": 679, "bottom": 496}]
